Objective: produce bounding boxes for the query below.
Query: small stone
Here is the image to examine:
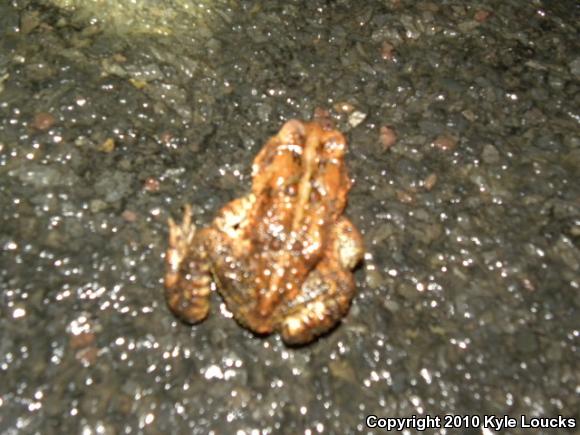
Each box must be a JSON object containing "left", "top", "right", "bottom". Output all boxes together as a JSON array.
[
  {"left": 433, "top": 134, "right": 458, "bottom": 151},
  {"left": 396, "top": 190, "right": 414, "bottom": 204},
  {"left": 94, "top": 170, "right": 134, "bottom": 203},
  {"left": 379, "top": 126, "right": 397, "bottom": 150},
  {"left": 101, "top": 58, "right": 127, "bottom": 78},
  {"left": 422, "top": 223, "right": 443, "bottom": 244},
  {"left": 333, "top": 102, "right": 355, "bottom": 114},
  {"left": 113, "top": 53, "right": 127, "bottom": 63},
  {"left": 371, "top": 224, "right": 395, "bottom": 244},
  {"left": 461, "top": 109, "right": 477, "bottom": 122},
  {"left": 129, "top": 78, "right": 147, "bottom": 89},
  {"left": 256, "top": 103, "right": 272, "bottom": 122},
  {"left": 548, "top": 73, "right": 565, "bottom": 90},
  {"left": 20, "top": 11, "right": 41, "bottom": 34},
  {"left": 382, "top": 299, "right": 400, "bottom": 313},
  {"left": 99, "top": 138, "right": 115, "bottom": 153},
  {"left": 423, "top": 173, "right": 438, "bottom": 190},
  {"left": 90, "top": 199, "right": 108, "bottom": 213},
  {"left": 75, "top": 346, "right": 98, "bottom": 366},
  {"left": 348, "top": 110, "right": 366, "bottom": 128},
  {"left": 121, "top": 210, "right": 138, "bottom": 222},
  {"left": 69, "top": 332, "right": 95, "bottom": 350},
  {"left": 13, "top": 164, "right": 70, "bottom": 187},
  {"left": 520, "top": 277, "right": 536, "bottom": 292},
  {"left": 158, "top": 131, "right": 173, "bottom": 145},
  {"left": 380, "top": 41, "right": 396, "bottom": 61},
  {"left": 474, "top": 10, "right": 492, "bottom": 22},
  {"left": 75, "top": 136, "right": 93, "bottom": 147},
  {"left": 365, "top": 268, "right": 383, "bottom": 289},
  {"left": 457, "top": 20, "right": 479, "bottom": 33},
  {"left": 32, "top": 112, "right": 56, "bottom": 131},
  {"left": 569, "top": 57, "right": 580, "bottom": 78},
  {"left": 481, "top": 144, "right": 500, "bottom": 164},
  {"left": 396, "top": 281, "right": 418, "bottom": 299},
  {"left": 143, "top": 177, "right": 160, "bottom": 192}
]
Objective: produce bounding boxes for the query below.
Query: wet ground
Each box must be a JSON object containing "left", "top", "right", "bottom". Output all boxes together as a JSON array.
[{"left": 1, "top": 0, "right": 579, "bottom": 433}]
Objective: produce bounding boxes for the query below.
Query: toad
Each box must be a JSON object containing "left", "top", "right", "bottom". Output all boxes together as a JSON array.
[{"left": 164, "top": 119, "right": 363, "bottom": 344}]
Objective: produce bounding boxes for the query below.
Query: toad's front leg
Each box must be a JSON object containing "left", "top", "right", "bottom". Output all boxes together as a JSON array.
[
  {"left": 165, "top": 205, "right": 212, "bottom": 323},
  {"left": 280, "top": 217, "right": 364, "bottom": 345}
]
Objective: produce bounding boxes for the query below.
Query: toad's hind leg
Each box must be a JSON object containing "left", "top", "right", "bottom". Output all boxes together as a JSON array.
[
  {"left": 164, "top": 205, "right": 212, "bottom": 323},
  {"left": 281, "top": 266, "right": 355, "bottom": 345},
  {"left": 280, "top": 217, "right": 364, "bottom": 345}
]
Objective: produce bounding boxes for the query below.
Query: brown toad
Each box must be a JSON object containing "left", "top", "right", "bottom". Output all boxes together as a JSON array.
[{"left": 164, "top": 119, "right": 363, "bottom": 344}]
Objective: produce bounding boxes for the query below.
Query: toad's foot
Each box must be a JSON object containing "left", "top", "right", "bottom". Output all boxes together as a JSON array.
[
  {"left": 165, "top": 205, "right": 211, "bottom": 323},
  {"left": 165, "top": 205, "right": 196, "bottom": 278},
  {"left": 280, "top": 268, "right": 355, "bottom": 345}
]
